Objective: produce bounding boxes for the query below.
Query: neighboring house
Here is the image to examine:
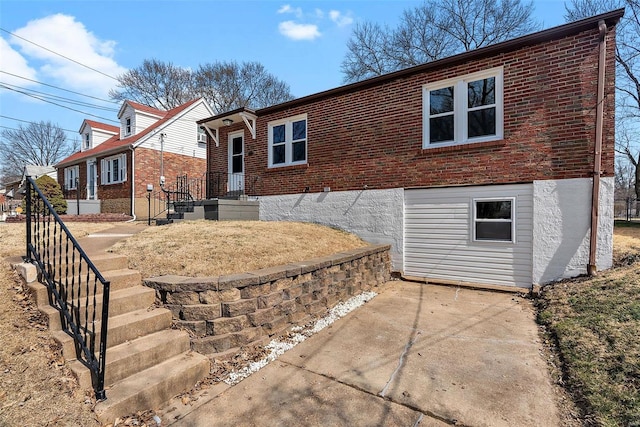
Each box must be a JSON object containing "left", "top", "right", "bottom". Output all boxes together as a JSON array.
[
  {"left": 1, "top": 165, "right": 57, "bottom": 215},
  {"left": 198, "top": 10, "right": 623, "bottom": 290},
  {"left": 56, "top": 98, "right": 214, "bottom": 218}
]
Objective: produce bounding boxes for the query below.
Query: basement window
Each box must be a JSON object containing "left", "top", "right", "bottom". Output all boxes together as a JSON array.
[{"left": 473, "top": 198, "right": 514, "bottom": 242}]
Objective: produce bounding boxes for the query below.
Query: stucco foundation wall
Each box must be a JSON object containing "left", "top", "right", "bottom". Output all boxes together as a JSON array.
[
  {"left": 259, "top": 188, "right": 404, "bottom": 269},
  {"left": 532, "top": 177, "right": 613, "bottom": 284},
  {"left": 65, "top": 200, "right": 100, "bottom": 215}
]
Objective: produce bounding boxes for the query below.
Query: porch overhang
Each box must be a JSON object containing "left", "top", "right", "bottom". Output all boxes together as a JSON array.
[{"left": 197, "top": 107, "right": 257, "bottom": 147}]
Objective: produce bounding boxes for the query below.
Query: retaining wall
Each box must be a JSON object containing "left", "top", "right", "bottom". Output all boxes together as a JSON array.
[{"left": 144, "top": 244, "right": 391, "bottom": 356}]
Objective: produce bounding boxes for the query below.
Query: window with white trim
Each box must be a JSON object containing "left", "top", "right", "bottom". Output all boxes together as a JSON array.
[
  {"left": 268, "top": 114, "right": 307, "bottom": 167},
  {"left": 473, "top": 198, "right": 514, "bottom": 243},
  {"left": 64, "top": 166, "right": 79, "bottom": 190},
  {"left": 100, "top": 153, "right": 127, "bottom": 185},
  {"left": 423, "top": 67, "right": 503, "bottom": 148},
  {"left": 197, "top": 126, "right": 207, "bottom": 144},
  {"left": 125, "top": 117, "right": 132, "bottom": 136},
  {"left": 84, "top": 133, "right": 90, "bottom": 149}
]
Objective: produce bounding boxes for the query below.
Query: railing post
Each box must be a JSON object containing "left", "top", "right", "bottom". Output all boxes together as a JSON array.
[{"left": 25, "top": 176, "right": 32, "bottom": 262}]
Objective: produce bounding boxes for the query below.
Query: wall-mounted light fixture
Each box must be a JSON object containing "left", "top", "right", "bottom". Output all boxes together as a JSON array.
[{"left": 222, "top": 118, "right": 233, "bottom": 126}]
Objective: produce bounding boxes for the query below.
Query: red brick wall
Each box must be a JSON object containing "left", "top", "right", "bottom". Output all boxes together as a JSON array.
[
  {"left": 134, "top": 148, "right": 206, "bottom": 198},
  {"left": 208, "top": 25, "right": 616, "bottom": 196},
  {"left": 57, "top": 148, "right": 205, "bottom": 214}
]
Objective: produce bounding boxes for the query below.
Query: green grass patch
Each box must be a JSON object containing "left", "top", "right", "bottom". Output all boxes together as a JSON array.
[
  {"left": 537, "top": 269, "right": 640, "bottom": 426},
  {"left": 614, "top": 219, "right": 640, "bottom": 228}
]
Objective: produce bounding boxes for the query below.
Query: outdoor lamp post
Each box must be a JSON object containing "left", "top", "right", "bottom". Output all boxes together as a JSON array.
[{"left": 146, "top": 184, "right": 153, "bottom": 226}]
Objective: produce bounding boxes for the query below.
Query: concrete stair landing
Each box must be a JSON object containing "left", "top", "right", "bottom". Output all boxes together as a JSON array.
[{"left": 27, "top": 253, "right": 210, "bottom": 424}]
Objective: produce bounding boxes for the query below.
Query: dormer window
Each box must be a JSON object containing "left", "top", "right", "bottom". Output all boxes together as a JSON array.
[
  {"left": 84, "top": 133, "right": 90, "bottom": 149},
  {"left": 125, "top": 117, "right": 131, "bottom": 135}
]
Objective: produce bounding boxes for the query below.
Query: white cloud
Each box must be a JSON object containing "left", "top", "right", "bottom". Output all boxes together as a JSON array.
[
  {"left": 0, "top": 37, "right": 38, "bottom": 86},
  {"left": 278, "top": 21, "right": 321, "bottom": 41},
  {"left": 277, "top": 4, "right": 302, "bottom": 18},
  {"left": 9, "top": 14, "right": 126, "bottom": 97},
  {"left": 329, "top": 10, "right": 354, "bottom": 27}
]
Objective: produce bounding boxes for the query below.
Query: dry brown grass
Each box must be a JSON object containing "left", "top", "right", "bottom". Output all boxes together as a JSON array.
[
  {"left": 0, "top": 222, "right": 118, "bottom": 427},
  {"left": 613, "top": 225, "right": 640, "bottom": 264},
  {"left": 109, "top": 220, "right": 368, "bottom": 278}
]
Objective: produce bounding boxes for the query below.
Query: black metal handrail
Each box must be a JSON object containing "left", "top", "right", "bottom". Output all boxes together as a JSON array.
[
  {"left": 24, "top": 176, "right": 110, "bottom": 400},
  {"left": 207, "top": 171, "right": 259, "bottom": 199}
]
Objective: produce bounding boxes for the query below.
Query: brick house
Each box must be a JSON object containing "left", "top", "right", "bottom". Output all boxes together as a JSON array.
[
  {"left": 56, "top": 98, "right": 214, "bottom": 219},
  {"left": 198, "top": 10, "right": 623, "bottom": 290}
]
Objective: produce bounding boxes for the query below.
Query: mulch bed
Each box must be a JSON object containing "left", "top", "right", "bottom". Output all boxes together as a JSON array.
[{"left": 5, "top": 213, "right": 133, "bottom": 223}]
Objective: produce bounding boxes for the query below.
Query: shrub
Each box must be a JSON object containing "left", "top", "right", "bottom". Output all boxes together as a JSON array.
[{"left": 22, "top": 175, "right": 67, "bottom": 215}]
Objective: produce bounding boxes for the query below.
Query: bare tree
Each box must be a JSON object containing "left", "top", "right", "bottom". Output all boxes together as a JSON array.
[
  {"left": 0, "top": 121, "right": 72, "bottom": 183},
  {"left": 566, "top": 0, "right": 640, "bottom": 198},
  {"left": 341, "top": 0, "right": 539, "bottom": 82},
  {"left": 194, "top": 61, "right": 295, "bottom": 113},
  {"left": 109, "top": 59, "right": 294, "bottom": 113},
  {"left": 109, "top": 59, "right": 195, "bottom": 110}
]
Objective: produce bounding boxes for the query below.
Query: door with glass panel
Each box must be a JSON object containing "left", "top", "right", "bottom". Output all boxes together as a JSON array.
[{"left": 228, "top": 132, "right": 244, "bottom": 195}]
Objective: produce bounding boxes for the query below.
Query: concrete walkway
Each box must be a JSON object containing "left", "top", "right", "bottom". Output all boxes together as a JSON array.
[
  {"left": 164, "top": 281, "right": 560, "bottom": 427},
  {"left": 75, "top": 222, "right": 148, "bottom": 256}
]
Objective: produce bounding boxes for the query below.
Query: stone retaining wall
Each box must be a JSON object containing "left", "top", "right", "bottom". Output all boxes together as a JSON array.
[{"left": 144, "top": 244, "right": 391, "bottom": 356}]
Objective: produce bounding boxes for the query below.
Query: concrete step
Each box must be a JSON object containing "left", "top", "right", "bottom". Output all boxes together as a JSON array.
[
  {"left": 36, "top": 253, "right": 128, "bottom": 275},
  {"left": 39, "top": 285, "right": 156, "bottom": 331},
  {"left": 54, "top": 307, "right": 173, "bottom": 361},
  {"left": 94, "top": 351, "right": 210, "bottom": 425},
  {"left": 69, "top": 329, "right": 192, "bottom": 389},
  {"left": 28, "top": 268, "right": 141, "bottom": 306}
]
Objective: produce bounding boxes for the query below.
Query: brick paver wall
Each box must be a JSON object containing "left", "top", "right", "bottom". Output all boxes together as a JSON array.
[{"left": 144, "top": 244, "right": 391, "bottom": 356}]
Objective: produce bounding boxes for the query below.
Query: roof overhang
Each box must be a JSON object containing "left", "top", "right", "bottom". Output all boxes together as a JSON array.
[{"left": 197, "top": 107, "right": 257, "bottom": 147}]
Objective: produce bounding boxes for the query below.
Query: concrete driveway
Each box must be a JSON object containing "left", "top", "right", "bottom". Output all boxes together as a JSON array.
[{"left": 165, "top": 281, "right": 560, "bottom": 426}]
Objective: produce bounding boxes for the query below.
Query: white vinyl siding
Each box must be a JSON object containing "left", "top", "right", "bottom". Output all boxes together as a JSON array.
[
  {"left": 64, "top": 166, "right": 79, "bottom": 190},
  {"left": 134, "top": 102, "right": 210, "bottom": 160},
  {"left": 404, "top": 184, "right": 533, "bottom": 288},
  {"left": 100, "top": 153, "right": 127, "bottom": 185}
]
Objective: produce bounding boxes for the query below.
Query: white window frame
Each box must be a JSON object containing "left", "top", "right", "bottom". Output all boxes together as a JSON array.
[
  {"left": 197, "top": 126, "right": 207, "bottom": 144},
  {"left": 472, "top": 197, "right": 515, "bottom": 243},
  {"left": 100, "top": 153, "right": 127, "bottom": 185},
  {"left": 267, "top": 114, "right": 308, "bottom": 168},
  {"left": 125, "top": 117, "right": 132, "bottom": 136},
  {"left": 423, "top": 67, "right": 503, "bottom": 149},
  {"left": 84, "top": 133, "right": 91, "bottom": 149},
  {"left": 64, "top": 166, "right": 79, "bottom": 190}
]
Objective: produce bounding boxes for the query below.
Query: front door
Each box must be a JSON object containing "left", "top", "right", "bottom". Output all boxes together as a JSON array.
[
  {"left": 228, "top": 132, "right": 244, "bottom": 194},
  {"left": 87, "top": 160, "right": 97, "bottom": 200}
]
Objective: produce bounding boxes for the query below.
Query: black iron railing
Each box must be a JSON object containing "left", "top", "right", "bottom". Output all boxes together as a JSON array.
[
  {"left": 24, "top": 176, "right": 110, "bottom": 400},
  {"left": 207, "top": 171, "right": 259, "bottom": 199}
]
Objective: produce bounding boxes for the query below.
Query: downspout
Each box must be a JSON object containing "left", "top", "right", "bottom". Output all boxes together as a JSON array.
[
  {"left": 127, "top": 147, "right": 137, "bottom": 222},
  {"left": 588, "top": 19, "right": 607, "bottom": 275}
]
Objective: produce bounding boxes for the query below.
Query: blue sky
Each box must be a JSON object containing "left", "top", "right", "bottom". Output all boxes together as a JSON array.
[{"left": 0, "top": 0, "right": 569, "bottom": 150}]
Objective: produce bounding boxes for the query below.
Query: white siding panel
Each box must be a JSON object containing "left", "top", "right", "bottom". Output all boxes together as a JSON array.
[
  {"left": 138, "top": 102, "right": 209, "bottom": 160},
  {"left": 404, "top": 184, "right": 533, "bottom": 288}
]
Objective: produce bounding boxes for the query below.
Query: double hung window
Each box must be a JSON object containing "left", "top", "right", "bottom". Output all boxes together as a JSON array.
[
  {"left": 424, "top": 68, "right": 503, "bottom": 148},
  {"left": 100, "top": 153, "right": 127, "bottom": 185},
  {"left": 64, "top": 166, "right": 79, "bottom": 190},
  {"left": 268, "top": 114, "right": 307, "bottom": 167},
  {"left": 473, "top": 198, "right": 514, "bottom": 243}
]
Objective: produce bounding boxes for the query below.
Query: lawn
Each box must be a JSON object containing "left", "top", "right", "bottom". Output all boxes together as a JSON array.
[
  {"left": 108, "top": 220, "right": 367, "bottom": 279},
  {"left": 537, "top": 221, "right": 640, "bottom": 426}
]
